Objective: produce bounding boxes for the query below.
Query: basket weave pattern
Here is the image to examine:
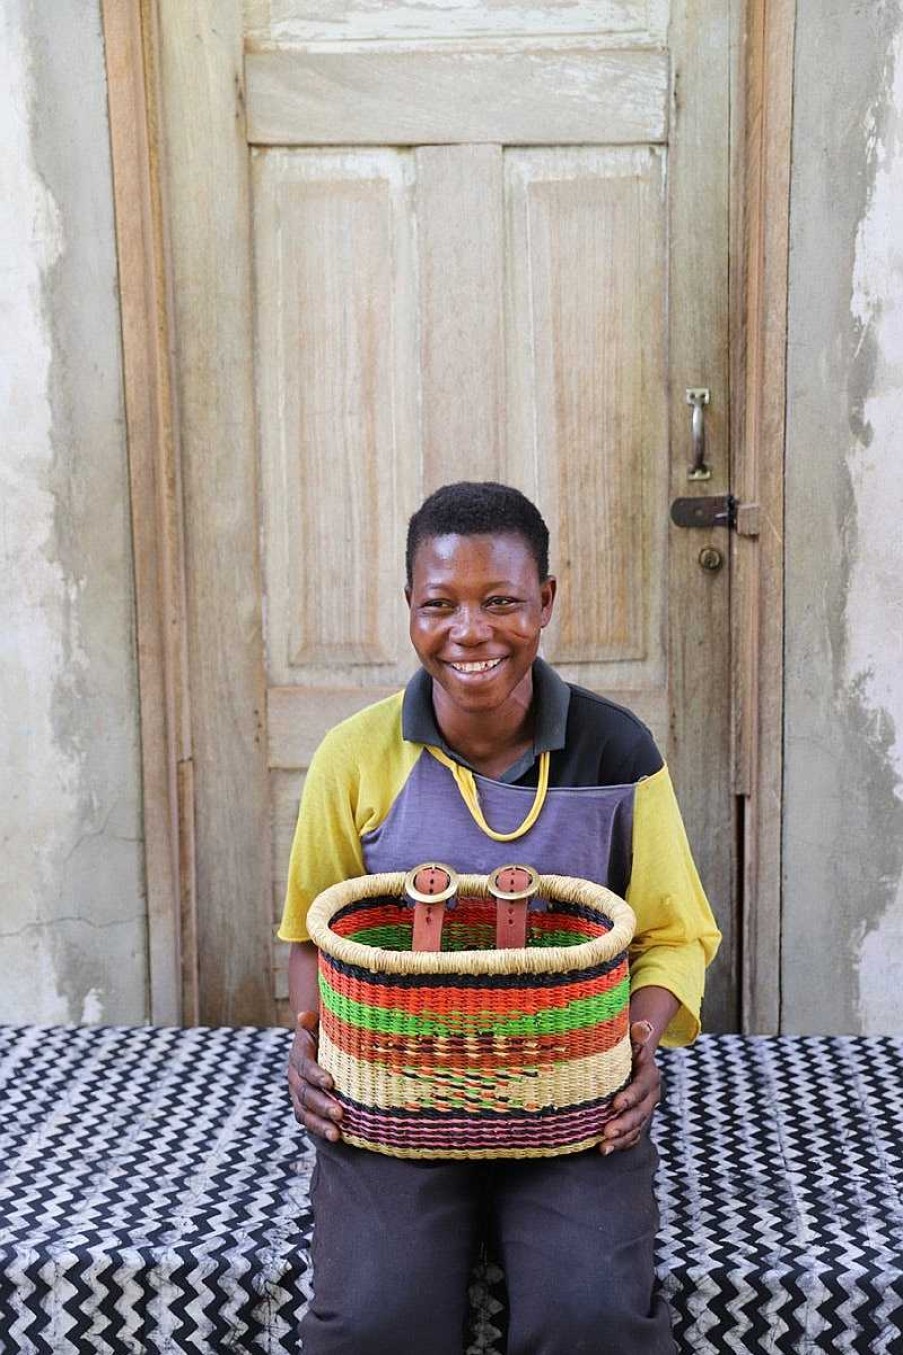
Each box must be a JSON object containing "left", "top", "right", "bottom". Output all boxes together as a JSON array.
[{"left": 307, "top": 871, "right": 636, "bottom": 1159}]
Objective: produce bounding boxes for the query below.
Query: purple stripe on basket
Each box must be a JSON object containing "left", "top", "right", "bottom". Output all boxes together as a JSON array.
[{"left": 337, "top": 1091, "right": 626, "bottom": 1152}]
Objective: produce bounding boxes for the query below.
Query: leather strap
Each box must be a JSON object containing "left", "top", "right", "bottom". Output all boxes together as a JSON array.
[
  {"left": 490, "top": 865, "right": 538, "bottom": 950},
  {"left": 412, "top": 901, "right": 445, "bottom": 952},
  {"left": 405, "top": 863, "right": 457, "bottom": 953},
  {"left": 495, "top": 897, "right": 529, "bottom": 949}
]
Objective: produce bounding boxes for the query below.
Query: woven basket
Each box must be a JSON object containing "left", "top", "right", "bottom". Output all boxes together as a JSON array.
[{"left": 306, "top": 866, "right": 636, "bottom": 1159}]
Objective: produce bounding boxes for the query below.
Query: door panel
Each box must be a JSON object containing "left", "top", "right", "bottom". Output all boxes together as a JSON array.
[
  {"left": 245, "top": 47, "right": 669, "bottom": 145},
  {"left": 254, "top": 149, "right": 419, "bottom": 687},
  {"left": 244, "top": 0, "right": 668, "bottom": 45},
  {"left": 503, "top": 147, "right": 667, "bottom": 721},
  {"left": 416, "top": 145, "right": 506, "bottom": 481}
]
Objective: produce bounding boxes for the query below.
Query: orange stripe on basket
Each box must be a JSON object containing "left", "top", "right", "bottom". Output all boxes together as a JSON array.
[
  {"left": 321, "top": 1006, "right": 627, "bottom": 1069},
  {"left": 320, "top": 958, "right": 628, "bottom": 1018}
]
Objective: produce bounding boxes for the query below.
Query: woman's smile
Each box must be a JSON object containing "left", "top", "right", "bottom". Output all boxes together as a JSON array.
[{"left": 444, "top": 656, "right": 506, "bottom": 677}]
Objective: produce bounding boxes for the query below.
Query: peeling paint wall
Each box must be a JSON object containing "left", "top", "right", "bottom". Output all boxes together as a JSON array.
[
  {"left": 784, "top": 0, "right": 903, "bottom": 1033},
  {"left": 0, "top": 2, "right": 147, "bottom": 1023}
]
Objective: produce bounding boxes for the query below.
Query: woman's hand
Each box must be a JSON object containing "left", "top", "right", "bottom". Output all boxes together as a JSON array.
[
  {"left": 598, "top": 1018, "right": 661, "bottom": 1155},
  {"left": 287, "top": 1011, "right": 343, "bottom": 1142}
]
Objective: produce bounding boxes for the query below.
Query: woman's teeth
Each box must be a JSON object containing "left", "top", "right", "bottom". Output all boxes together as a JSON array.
[{"left": 449, "top": 659, "right": 503, "bottom": 674}]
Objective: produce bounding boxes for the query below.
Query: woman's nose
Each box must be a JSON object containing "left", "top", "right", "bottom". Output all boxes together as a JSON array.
[{"left": 450, "top": 606, "right": 491, "bottom": 643}]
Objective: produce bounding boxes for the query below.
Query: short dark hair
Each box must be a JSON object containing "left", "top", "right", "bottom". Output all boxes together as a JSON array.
[{"left": 405, "top": 482, "right": 550, "bottom": 587}]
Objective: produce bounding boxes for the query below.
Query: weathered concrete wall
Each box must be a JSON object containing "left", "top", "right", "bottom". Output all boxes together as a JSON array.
[
  {"left": 0, "top": 2, "right": 147, "bottom": 1023},
  {"left": 784, "top": 0, "right": 903, "bottom": 1033}
]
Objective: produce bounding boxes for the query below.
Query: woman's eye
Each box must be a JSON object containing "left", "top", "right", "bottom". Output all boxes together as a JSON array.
[
  {"left": 487, "top": 597, "right": 517, "bottom": 609},
  {"left": 422, "top": 599, "right": 452, "bottom": 610}
]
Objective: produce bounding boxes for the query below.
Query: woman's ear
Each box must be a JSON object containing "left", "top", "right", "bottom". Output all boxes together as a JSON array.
[
  {"left": 404, "top": 584, "right": 412, "bottom": 608},
  {"left": 540, "top": 576, "right": 557, "bottom": 626}
]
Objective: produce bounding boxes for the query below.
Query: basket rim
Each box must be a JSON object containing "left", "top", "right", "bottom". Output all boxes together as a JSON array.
[{"left": 307, "top": 871, "right": 636, "bottom": 977}]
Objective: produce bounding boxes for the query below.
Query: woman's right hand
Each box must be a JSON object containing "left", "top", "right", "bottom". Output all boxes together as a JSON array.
[{"left": 287, "top": 1011, "right": 343, "bottom": 1142}]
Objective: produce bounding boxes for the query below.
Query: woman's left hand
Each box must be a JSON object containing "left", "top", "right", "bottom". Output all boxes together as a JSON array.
[{"left": 598, "top": 1019, "right": 660, "bottom": 1155}]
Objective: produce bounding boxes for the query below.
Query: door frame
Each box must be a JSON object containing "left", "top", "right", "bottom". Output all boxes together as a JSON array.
[
  {"left": 103, "top": 0, "right": 794, "bottom": 1031},
  {"left": 103, "top": 0, "right": 198, "bottom": 1025},
  {"left": 730, "top": 0, "right": 795, "bottom": 1034}
]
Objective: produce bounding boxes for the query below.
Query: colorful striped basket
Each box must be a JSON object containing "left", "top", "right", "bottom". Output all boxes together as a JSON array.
[{"left": 305, "top": 863, "right": 636, "bottom": 1159}]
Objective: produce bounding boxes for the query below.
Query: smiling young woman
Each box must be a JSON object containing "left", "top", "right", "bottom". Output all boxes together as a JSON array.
[
  {"left": 279, "top": 482, "right": 720, "bottom": 1355},
  {"left": 406, "top": 532, "right": 556, "bottom": 777}
]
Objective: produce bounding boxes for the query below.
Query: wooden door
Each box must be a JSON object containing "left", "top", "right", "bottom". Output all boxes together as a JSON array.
[{"left": 154, "top": 0, "right": 736, "bottom": 1029}]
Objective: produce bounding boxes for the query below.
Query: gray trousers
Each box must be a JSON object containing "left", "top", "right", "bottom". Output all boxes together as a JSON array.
[{"left": 300, "top": 1133, "right": 675, "bottom": 1354}]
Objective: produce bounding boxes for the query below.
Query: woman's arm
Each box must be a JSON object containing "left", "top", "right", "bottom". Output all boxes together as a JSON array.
[
  {"left": 288, "top": 938, "right": 321, "bottom": 1014},
  {"left": 598, "top": 985, "right": 680, "bottom": 1155},
  {"left": 628, "top": 984, "right": 682, "bottom": 1049},
  {"left": 285, "top": 941, "right": 343, "bottom": 1142},
  {"left": 626, "top": 767, "right": 722, "bottom": 1045}
]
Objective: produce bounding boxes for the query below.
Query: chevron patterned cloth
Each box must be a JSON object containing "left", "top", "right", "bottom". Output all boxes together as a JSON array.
[
  {"left": 653, "top": 1035, "right": 903, "bottom": 1354},
  {"left": 0, "top": 1027, "right": 900, "bottom": 1353}
]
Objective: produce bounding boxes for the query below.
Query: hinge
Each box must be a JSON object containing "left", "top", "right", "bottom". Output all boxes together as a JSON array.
[{"left": 670, "top": 494, "right": 760, "bottom": 537}]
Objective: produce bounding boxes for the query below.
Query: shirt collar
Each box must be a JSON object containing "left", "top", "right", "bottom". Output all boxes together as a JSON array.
[{"left": 401, "top": 656, "right": 570, "bottom": 781}]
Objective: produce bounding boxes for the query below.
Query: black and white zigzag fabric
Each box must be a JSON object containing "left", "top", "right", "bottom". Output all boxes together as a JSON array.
[
  {"left": 652, "top": 1035, "right": 903, "bottom": 1354},
  {"left": 0, "top": 1025, "right": 314, "bottom": 1353},
  {"left": 0, "top": 1026, "right": 900, "bottom": 1353}
]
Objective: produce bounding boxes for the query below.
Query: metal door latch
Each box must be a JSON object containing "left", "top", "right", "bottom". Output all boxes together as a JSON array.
[{"left": 670, "top": 494, "right": 760, "bottom": 538}]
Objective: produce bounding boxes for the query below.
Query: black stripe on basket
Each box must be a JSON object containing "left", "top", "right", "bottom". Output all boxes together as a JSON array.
[
  {"left": 320, "top": 949, "right": 629, "bottom": 990},
  {"left": 333, "top": 1079, "right": 632, "bottom": 1124}
]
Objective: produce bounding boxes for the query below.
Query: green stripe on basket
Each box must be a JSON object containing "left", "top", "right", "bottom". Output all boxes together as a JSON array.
[
  {"left": 319, "top": 975, "right": 630, "bottom": 1039},
  {"left": 347, "top": 924, "right": 495, "bottom": 952},
  {"left": 342, "top": 925, "right": 590, "bottom": 952}
]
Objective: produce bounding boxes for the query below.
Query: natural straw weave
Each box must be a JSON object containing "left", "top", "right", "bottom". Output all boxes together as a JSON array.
[{"left": 307, "top": 871, "right": 636, "bottom": 1159}]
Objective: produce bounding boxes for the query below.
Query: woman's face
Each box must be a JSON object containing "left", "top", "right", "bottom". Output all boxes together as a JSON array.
[{"left": 406, "top": 532, "right": 556, "bottom": 720}]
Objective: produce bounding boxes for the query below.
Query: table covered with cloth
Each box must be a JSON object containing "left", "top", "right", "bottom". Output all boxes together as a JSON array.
[{"left": 0, "top": 1025, "right": 900, "bottom": 1354}]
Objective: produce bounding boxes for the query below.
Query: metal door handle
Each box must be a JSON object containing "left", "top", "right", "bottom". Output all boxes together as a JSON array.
[{"left": 686, "top": 388, "right": 711, "bottom": 481}]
